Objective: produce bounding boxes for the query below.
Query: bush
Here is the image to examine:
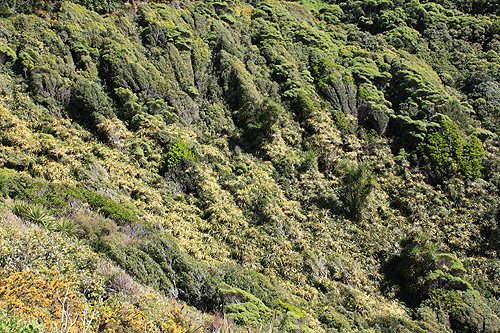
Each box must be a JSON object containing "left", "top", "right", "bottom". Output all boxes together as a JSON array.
[
  {"left": 165, "top": 141, "right": 195, "bottom": 170},
  {"left": 311, "top": 58, "right": 356, "bottom": 117},
  {"left": 0, "top": 315, "right": 41, "bottom": 333},
  {"left": 418, "top": 118, "right": 485, "bottom": 180},
  {"left": 94, "top": 236, "right": 175, "bottom": 296},
  {"left": 219, "top": 283, "right": 272, "bottom": 327},
  {"left": 0, "top": 268, "right": 94, "bottom": 333},
  {"left": 427, "top": 290, "right": 500, "bottom": 333},
  {"left": 69, "top": 75, "right": 114, "bottom": 128},
  {"left": 75, "top": 0, "right": 124, "bottom": 13},
  {"left": 0, "top": 169, "right": 34, "bottom": 198},
  {"left": 387, "top": 233, "right": 477, "bottom": 309},
  {"left": 337, "top": 161, "right": 375, "bottom": 220},
  {"left": 141, "top": 232, "right": 220, "bottom": 309},
  {"left": 0, "top": 45, "right": 16, "bottom": 64},
  {"left": 162, "top": 141, "right": 198, "bottom": 193},
  {"left": 4, "top": 179, "right": 139, "bottom": 225},
  {"left": 90, "top": 229, "right": 220, "bottom": 311},
  {"left": 13, "top": 202, "right": 55, "bottom": 227},
  {"left": 216, "top": 264, "right": 284, "bottom": 308},
  {"left": 47, "top": 185, "right": 139, "bottom": 224}
]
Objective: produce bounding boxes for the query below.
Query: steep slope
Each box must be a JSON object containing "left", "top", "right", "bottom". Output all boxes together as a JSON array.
[{"left": 1, "top": 0, "right": 500, "bottom": 332}]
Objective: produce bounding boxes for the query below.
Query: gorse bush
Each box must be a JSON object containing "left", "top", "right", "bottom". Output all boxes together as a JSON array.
[
  {"left": 0, "top": 210, "right": 209, "bottom": 333},
  {"left": 0, "top": 268, "right": 94, "bottom": 333}
]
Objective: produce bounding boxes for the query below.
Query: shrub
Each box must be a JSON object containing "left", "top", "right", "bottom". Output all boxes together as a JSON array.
[
  {"left": 50, "top": 185, "right": 140, "bottom": 224},
  {"left": 427, "top": 289, "right": 500, "bottom": 333},
  {"left": 47, "top": 218, "right": 79, "bottom": 238},
  {"left": 0, "top": 4, "right": 13, "bottom": 17},
  {"left": 4, "top": 180, "right": 139, "bottom": 226},
  {"left": 219, "top": 283, "right": 272, "bottom": 327},
  {"left": 165, "top": 141, "right": 195, "bottom": 170},
  {"left": 92, "top": 236, "right": 175, "bottom": 295},
  {"left": 114, "top": 87, "right": 142, "bottom": 119},
  {"left": 90, "top": 230, "right": 220, "bottom": 311},
  {"left": 387, "top": 233, "right": 478, "bottom": 309},
  {"left": 141, "top": 233, "right": 220, "bottom": 309},
  {"left": 69, "top": 75, "right": 114, "bottom": 128},
  {"left": 337, "top": 161, "right": 375, "bottom": 221},
  {"left": 0, "top": 169, "right": 34, "bottom": 198},
  {"left": 0, "top": 314, "right": 41, "bottom": 333},
  {"left": 12, "top": 202, "right": 55, "bottom": 227},
  {"left": 163, "top": 141, "right": 198, "bottom": 193},
  {"left": 216, "top": 264, "right": 284, "bottom": 309},
  {"left": 311, "top": 58, "right": 356, "bottom": 117},
  {"left": 418, "top": 118, "right": 485, "bottom": 180},
  {"left": 0, "top": 45, "right": 16, "bottom": 64},
  {"left": 0, "top": 268, "right": 95, "bottom": 333}
]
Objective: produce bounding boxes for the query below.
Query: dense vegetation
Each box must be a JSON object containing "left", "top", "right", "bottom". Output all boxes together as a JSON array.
[{"left": 1, "top": 0, "right": 500, "bottom": 331}]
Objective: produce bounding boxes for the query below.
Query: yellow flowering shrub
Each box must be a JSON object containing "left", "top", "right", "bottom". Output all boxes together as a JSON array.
[
  {"left": 96, "top": 264, "right": 206, "bottom": 333},
  {"left": 0, "top": 268, "right": 95, "bottom": 333},
  {"left": 101, "top": 298, "right": 195, "bottom": 333},
  {"left": 0, "top": 211, "right": 208, "bottom": 333}
]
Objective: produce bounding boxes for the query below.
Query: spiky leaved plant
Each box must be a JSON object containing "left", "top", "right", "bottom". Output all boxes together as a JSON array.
[
  {"left": 47, "top": 218, "right": 79, "bottom": 238},
  {"left": 13, "top": 202, "right": 55, "bottom": 227}
]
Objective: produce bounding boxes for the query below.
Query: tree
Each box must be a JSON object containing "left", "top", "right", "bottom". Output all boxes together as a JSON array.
[
  {"left": 338, "top": 161, "right": 375, "bottom": 221},
  {"left": 418, "top": 118, "right": 485, "bottom": 180}
]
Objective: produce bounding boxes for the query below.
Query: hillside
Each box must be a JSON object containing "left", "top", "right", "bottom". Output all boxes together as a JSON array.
[{"left": 1, "top": 0, "right": 500, "bottom": 332}]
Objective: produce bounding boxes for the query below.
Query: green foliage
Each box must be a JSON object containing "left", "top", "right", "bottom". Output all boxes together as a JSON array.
[
  {"left": 0, "top": 175, "right": 139, "bottom": 225},
  {"left": 75, "top": 0, "right": 124, "bottom": 13},
  {"left": 337, "top": 161, "right": 376, "bottom": 220},
  {"left": 0, "top": 4, "right": 13, "bottom": 18},
  {"left": 418, "top": 118, "right": 485, "bottom": 180},
  {"left": 311, "top": 58, "right": 356, "bottom": 116},
  {"left": 0, "top": 169, "right": 34, "bottom": 198},
  {"left": 92, "top": 230, "right": 220, "bottom": 310},
  {"left": 220, "top": 283, "right": 272, "bottom": 327},
  {"left": 276, "top": 299, "right": 305, "bottom": 318},
  {"left": 2, "top": 0, "right": 500, "bottom": 331},
  {"left": 0, "top": 209, "right": 99, "bottom": 275},
  {"left": 94, "top": 235, "right": 174, "bottom": 294},
  {"left": 216, "top": 264, "right": 284, "bottom": 309},
  {"left": 58, "top": 186, "right": 140, "bottom": 224},
  {"left": 333, "top": 111, "right": 355, "bottom": 134},
  {"left": 114, "top": 87, "right": 142, "bottom": 119},
  {"left": 166, "top": 141, "right": 195, "bottom": 170},
  {"left": 69, "top": 75, "right": 114, "bottom": 127},
  {"left": 385, "top": 26, "right": 421, "bottom": 51},
  {"left": 0, "top": 314, "right": 41, "bottom": 333},
  {"left": 0, "top": 45, "right": 16, "bottom": 64},
  {"left": 13, "top": 202, "right": 55, "bottom": 227},
  {"left": 275, "top": 299, "right": 315, "bottom": 332},
  {"left": 47, "top": 218, "right": 79, "bottom": 238},
  {"left": 427, "top": 290, "right": 500, "bottom": 333},
  {"left": 389, "top": 233, "right": 479, "bottom": 310},
  {"left": 1, "top": 0, "right": 60, "bottom": 14}
]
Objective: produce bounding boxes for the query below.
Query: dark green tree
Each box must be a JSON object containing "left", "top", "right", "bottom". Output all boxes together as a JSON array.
[
  {"left": 338, "top": 161, "right": 375, "bottom": 221},
  {"left": 418, "top": 119, "right": 485, "bottom": 180}
]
